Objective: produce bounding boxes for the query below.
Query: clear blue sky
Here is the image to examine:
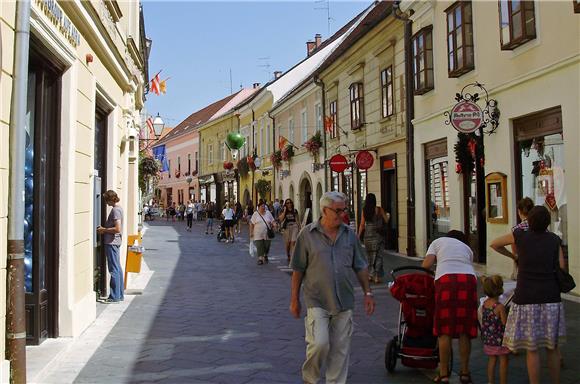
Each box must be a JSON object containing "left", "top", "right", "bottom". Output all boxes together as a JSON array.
[{"left": 143, "top": 1, "right": 371, "bottom": 126}]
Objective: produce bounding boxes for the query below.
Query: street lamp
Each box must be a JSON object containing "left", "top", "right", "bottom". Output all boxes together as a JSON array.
[
  {"left": 186, "top": 175, "right": 193, "bottom": 200},
  {"left": 152, "top": 113, "right": 165, "bottom": 138}
]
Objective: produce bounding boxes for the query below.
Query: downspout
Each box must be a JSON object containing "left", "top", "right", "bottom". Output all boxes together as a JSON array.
[
  {"left": 313, "top": 76, "right": 328, "bottom": 192},
  {"left": 267, "top": 111, "right": 276, "bottom": 201},
  {"left": 7, "top": 0, "right": 31, "bottom": 382},
  {"left": 251, "top": 109, "right": 255, "bottom": 204},
  {"left": 393, "top": 2, "right": 416, "bottom": 256}
]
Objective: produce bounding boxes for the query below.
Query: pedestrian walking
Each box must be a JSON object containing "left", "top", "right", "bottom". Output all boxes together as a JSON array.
[
  {"left": 186, "top": 200, "right": 194, "bottom": 231},
  {"left": 245, "top": 200, "right": 254, "bottom": 223},
  {"left": 179, "top": 203, "right": 186, "bottom": 221},
  {"left": 205, "top": 202, "right": 215, "bottom": 234},
  {"left": 290, "top": 191, "right": 375, "bottom": 384},
  {"left": 357, "top": 193, "right": 390, "bottom": 284},
  {"left": 234, "top": 201, "right": 243, "bottom": 234},
  {"left": 250, "top": 200, "right": 276, "bottom": 265},
  {"left": 222, "top": 202, "right": 235, "bottom": 243},
  {"left": 279, "top": 199, "right": 300, "bottom": 266},
  {"left": 421, "top": 230, "right": 478, "bottom": 384},
  {"left": 479, "top": 275, "right": 510, "bottom": 384},
  {"left": 490, "top": 206, "right": 566, "bottom": 384},
  {"left": 96, "top": 190, "right": 124, "bottom": 303}
]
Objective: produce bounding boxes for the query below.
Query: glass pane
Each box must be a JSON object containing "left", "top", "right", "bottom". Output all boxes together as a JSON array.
[
  {"left": 381, "top": 70, "right": 386, "bottom": 85},
  {"left": 448, "top": 34, "right": 455, "bottom": 53},
  {"left": 455, "top": 6, "right": 462, "bottom": 26},
  {"left": 418, "top": 34, "right": 424, "bottom": 50},
  {"left": 519, "top": 133, "right": 567, "bottom": 249},
  {"left": 387, "top": 67, "right": 392, "bottom": 83},
  {"left": 512, "top": 12, "right": 522, "bottom": 39},
  {"left": 457, "top": 27, "right": 463, "bottom": 47},
  {"left": 525, "top": 10, "right": 536, "bottom": 36},
  {"left": 382, "top": 92, "right": 388, "bottom": 117},
  {"left": 500, "top": 1, "right": 510, "bottom": 44},
  {"left": 426, "top": 50, "right": 433, "bottom": 69},
  {"left": 419, "top": 52, "right": 425, "bottom": 72},
  {"left": 387, "top": 85, "right": 393, "bottom": 115},
  {"left": 24, "top": 71, "right": 36, "bottom": 293},
  {"left": 448, "top": 12, "right": 454, "bottom": 32},
  {"left": 449, "top": 53, "right": 455, "bottom": 72},
  {"left": 512, "top": 0, "right": 521, "bottom": 13},
  {"left": 427, "top": 157, "right": 450, "bottom": 240}
]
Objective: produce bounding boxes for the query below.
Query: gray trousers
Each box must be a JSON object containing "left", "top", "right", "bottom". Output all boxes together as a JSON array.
[{"left": 302, "top": 307, "right": 353, "bottom": 384}]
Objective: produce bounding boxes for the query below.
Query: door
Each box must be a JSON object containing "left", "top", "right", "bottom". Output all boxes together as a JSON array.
[
  {"left": 381, "top": 155, "right": 398, "bottom": 251},
  {"left": 94, "top": 107, "right": 108, "bottom": 295},
  {"left": 25, "top": 50, "right": 61, "bottom": 345}
]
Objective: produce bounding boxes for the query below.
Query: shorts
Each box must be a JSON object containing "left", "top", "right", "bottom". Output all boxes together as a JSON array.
[{"left": 224, "top": 219, "right": 233, "bottom": 228}]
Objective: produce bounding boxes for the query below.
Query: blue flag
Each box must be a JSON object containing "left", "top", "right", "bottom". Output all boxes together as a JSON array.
[{"left": 152, "top": 145, "right": 169, "bottom": 172}]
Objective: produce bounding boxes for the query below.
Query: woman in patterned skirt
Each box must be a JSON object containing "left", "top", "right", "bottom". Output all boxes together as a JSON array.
[
  {"left": 491, "top": 206, "right": 565, "bottom": 384},
  {"left": 357, "top": 193, "right": 390, "bottom": 283},
  {"left": 422, "top": 230, "right": 478, "bottom": 384}
]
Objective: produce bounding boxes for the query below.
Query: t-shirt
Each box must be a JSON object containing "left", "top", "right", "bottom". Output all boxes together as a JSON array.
[
  {"left": 222, "top": 208, "right": 235, "bottom": 220},
  {"left": 250, "top": 211, "right": 275, "bottom": 240},
  {"left": 186, "top": 204, "right": 194, "bottom": 215},
  {"left": 512, "top": 229, "right": 561, "bottom": 304},
  {"left": 426, "top": 237, "right": 475, "bottom": 280},
  {"left": 103, "top": 206, "right": 123, "bottom": 245}
]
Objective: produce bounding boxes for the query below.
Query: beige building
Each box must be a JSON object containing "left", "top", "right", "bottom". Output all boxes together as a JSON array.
[
  {"left": 403, "top": 0, "right": 579, "bottom": 291},
  {"left": 316, "top": 1, "right": 409, "bottom": 252},
  {"left": 1, "top": 0, "right": 148, "bottom": 377}
]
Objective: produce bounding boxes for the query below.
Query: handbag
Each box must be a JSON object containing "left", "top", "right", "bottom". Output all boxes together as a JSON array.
[
  {"left": 554, "top": 251, "right": 575, "bottom": 293},
  {"left": 259, "top": 212, "right": 275, "bottom": 239}
]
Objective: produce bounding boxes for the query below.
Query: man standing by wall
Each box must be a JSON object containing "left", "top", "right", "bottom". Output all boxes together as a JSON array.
[{"left": 290, "top": 191, "right": 375, "bottom": 384}]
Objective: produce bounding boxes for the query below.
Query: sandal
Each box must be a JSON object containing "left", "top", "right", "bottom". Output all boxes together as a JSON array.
[
  {"left": 257, "top": 258, "right": 264, "bottom": 265},
  {"left": 459, "top": 372, "right": 473, "bottom": 384},
  {"left": 433, "top": 375, "right": 449, "bottom": 383}
]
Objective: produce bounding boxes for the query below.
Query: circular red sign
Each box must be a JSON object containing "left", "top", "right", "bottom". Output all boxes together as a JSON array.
[
  {"left": 450, "top": 101, "right": 483, "bottom": 133},
  {"left": 329, "top": 154, "right": 349, "bottom": 173},
  {"left": 355, "top": 150, "right": 374, "bottom": 170}
]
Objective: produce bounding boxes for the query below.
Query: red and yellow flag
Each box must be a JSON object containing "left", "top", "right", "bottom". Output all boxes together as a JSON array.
[
  {"left": 150, "top": 73, "right": 160, "bottom": 95},
  {"left": 278, "top": 136, "right": 288, "bottom": 150}
]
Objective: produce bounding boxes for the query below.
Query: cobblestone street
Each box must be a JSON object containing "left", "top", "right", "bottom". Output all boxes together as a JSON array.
[{"left": 37, "top": 220, "right": 580, "bottom": 383}]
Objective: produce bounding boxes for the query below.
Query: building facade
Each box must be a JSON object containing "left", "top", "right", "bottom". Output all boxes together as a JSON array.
[
  {"left": 405, "top": 0, "right": 579, "bottom": 292},
  {"left": 1, "top": 0, "right": 148, "bottom": 377}
]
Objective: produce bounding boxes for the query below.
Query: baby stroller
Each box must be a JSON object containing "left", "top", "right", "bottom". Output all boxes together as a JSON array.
[
  {"left": 385, "top": 266, "right": 451, "bottom": 373},
  {"left": 216, "top": 220, "right": 227, "bottom": 242}
]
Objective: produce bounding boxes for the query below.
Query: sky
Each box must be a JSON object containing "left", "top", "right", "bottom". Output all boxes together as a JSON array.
[{"left": 143, "top": 1, "right": 371, "bottom": 127}]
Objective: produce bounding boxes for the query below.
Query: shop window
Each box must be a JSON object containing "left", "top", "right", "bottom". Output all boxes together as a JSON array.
[
  {"left": 349, "top": 82, "right": 364, "bottom": 130},
  {"left": 446, "top": 1, "right": 474, "bottom": 77},
  {"left": 575, "top": 0, "right": 580, "bottom": 13},
  {"left": 332, "top": 172, "right": 340, "bottom": 191},
  {"left": 499, "top": 0, "right": 536, "bottom": 50},
  {"left": 329, "top": 100, "right": 338, "bottom": 139},
  {"left": 412, "top": 26, "right": 434, "bottom": 95},
  {"left": 316, "top": 103, "right": 323, "bottom": 132},
  {"left": 381, "top": 66, "right": 394, "bottom": 117},
  {"left": 425, "top": 139, "right": 450, "bottom": 242}
]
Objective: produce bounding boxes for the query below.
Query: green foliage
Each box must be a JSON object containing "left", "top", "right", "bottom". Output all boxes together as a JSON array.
[
  {"left": 139, "top": 152, "right": 160, "bottom": 194},
  {"left": 255, "top": 179, "right": 271, "bottom": 200},
  {"left": 237, "top": 157, "right": 249, "bottom": 178}
]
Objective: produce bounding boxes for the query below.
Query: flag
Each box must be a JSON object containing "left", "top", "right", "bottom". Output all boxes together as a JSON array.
[
  {"left": 146, "top": 117, "right": 154, "bottom": 138},
  {"left": 278, "top": 136, "right": 288, "bottom": 150},
  {"left": 324, "top": 116, "right": 334, "bottom": 133},
  {"left": 159, "top": 78, "right": 169, "bottom": 94},
  {"left": 150, "top": 73, "right": 160, "bottom": 95}
]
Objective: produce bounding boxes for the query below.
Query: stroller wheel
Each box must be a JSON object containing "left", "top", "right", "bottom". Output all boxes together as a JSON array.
[{"left": 385, "top": 336, "right": 398, "bottom": 373}]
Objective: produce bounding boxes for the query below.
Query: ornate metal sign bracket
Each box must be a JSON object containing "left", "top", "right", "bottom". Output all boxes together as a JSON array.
[{"left": 444, "top": 82, "right": 500, "bottom": 135}]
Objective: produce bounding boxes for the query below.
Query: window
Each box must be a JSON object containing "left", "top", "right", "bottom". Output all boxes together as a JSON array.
[
  {"left": 288, "top": 117, "right": 295, "bottom": 144},
  {"left": 177, "top": 156, "right": 181, "bottom": 172},
  {"left": 349, "top": 82, "right": 364, "bottom": 130},
  {"left": 446, "top": 1, "right": 474, "bottom": 77},
  {"left": 575, "top": 0, "right": 580, "bottom": 13},
  {"left": 316, "top": 103, "right": 323, "bottom": 132},
  {"left": 195, "top": 152, "right": 198, "bottom": 171},
  {"left": 221, "top": 143, "right": 227, "bottom": 161},
  {"left": 499, "top": 0, "right": 536, "bottom": 50},
  {"left": 188, "top": 153, "right": 191, "bottom": 174},
  {"left": 381, "top": 66, "right": 394, "bottom": 117},
  {"left": 301, "top": 109, "right": 308, "bottom": 143},
  {"left": 412, "top": 26, "right": 434, "bottom": 95},
  {"left": 266, "top": 122, "right": 271, "bottom": 154},
  {"left": 425, "top": 139, "right": 450, "bottom": 242},
  {"left": 168, "top": 159, "right": 171, "bottom": 177},
  {"left": 244, "top": 135, "right": 250, "bottom": 157},
  {"left": 208, "top": 144, "right": 213, "bottom": 164},
  {"left": 329, "top": 100, "right": 338, "bottom": 139}
]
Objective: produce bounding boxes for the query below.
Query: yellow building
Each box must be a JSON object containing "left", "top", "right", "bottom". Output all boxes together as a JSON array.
[
  {"left": 316, "top": 2, "right": 410, "bottom": 253},
  {"left": 1, "top": 0, "right": 148, "bottom": 378},
  {"left": 402, "top": 0, "right": 579, "bottom": 292}
]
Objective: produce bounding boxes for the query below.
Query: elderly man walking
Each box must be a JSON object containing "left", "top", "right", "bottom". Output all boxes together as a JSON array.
[{"left": 290, "top": 191, "right": 375, "bottom": 384}]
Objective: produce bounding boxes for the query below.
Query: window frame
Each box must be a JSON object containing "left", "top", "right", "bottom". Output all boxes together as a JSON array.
[
  {"left": 412, "top": 25, "right": 434, "bottom": 95},
  {"left": 498, "top": 0, "right": 537, "bottom": 50},
  {"left": 349, "top": 82, "right": 365, "bottom": 130},
  {"left": 208, "top": 144, "right": 213, "bottom": 165},
  {"left": 188, "top": 153, "right": 191, "bottom": 174},
  {"left": 315, "top": 102, "right": 323, "bottom": 132},
  {"left": 288, "top": 117, "right": 295, "bottom": 144},
  {"left": 380, "top": 66, "right": 394, "bottom": 118},
  {"left": 445, "top": 1, "right": 475, "bottom": 78},
  {"left": 301, "top": 108, "right": 308, "bottom": 143},
  {"left": 329, "top": 100, "right": 338, "bottom": 139}
]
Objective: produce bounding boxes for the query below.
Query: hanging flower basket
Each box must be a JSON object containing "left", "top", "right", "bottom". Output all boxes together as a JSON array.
[
  {"left": 175, "top": 170, "right": 181, "bottom": 178},
  {"left": 304, "top": 131, "right": 322, "bottom": 157},
  {"left": 255, "top": 179, "right": 271, "bottom": 200},
  {"left": 247, "top": 156, "right": 256, "bottom": 171},
  {"left": 270, "top": 150, "right": 282, "bottom": 169},
  {"left": 237, "top": 157, "right": 249, "bottom": 177},
  {"left": 454, "top": 132, "right": 484, "bottom": 175},
  {"left": 281, "top": 145, "right": 295, "bottom": 162},
  {"left": 223, "top": 161, "right": 234, "bottom": 170}
]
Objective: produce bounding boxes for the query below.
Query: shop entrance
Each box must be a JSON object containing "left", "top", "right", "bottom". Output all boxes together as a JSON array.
[
  {"left": 380, "top": 155, "right": 398, "bottom": 251},
  {"left": 25, "top": 47, "right": 62, "bottom": 345},
  {"left": 93, "top": 105, "right": 109, "bottom": 297},
  {"left": 300, "top": 177, "right": 313, "bottom": 225},
  {"left": 462, "top": 144, "right": 487, "bottom": 263}
]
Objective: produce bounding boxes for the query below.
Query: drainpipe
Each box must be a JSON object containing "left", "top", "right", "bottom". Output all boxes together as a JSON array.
[
  {"left": 267, "top": 111, "right": 276, "bottom": 201},
  {"left": 313, "top": 76, "right": 328, "bottom": 192},
  {"left": 393, "top": 1, "right": 416, "bottom": 256},
  {"left": 7, "top": 0, "right": 31, "bottom": 382},
  {"left": 251, "top": 109, "right": 255, "bottom": 204}
]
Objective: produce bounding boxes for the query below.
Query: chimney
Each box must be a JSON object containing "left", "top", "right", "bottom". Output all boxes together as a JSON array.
[
  {"left": 274, "top": 71, "right": 282, "bottom": 79},
  {"left": 306, "top": 41, "right": 316, "bottom": 56},
  {"left": 253, "top": 82, "right": 260, "bottom": 89},
  {"left": 315, "top": 33, "right": 322, "bottom": 48}
]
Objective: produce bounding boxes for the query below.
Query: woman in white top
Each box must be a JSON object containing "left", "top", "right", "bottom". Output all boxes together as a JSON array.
[
  {"left": 250, "top": 200, "right": 276, "bottom": 265},
  {"left": 421, "top": 230, "right": 477, "bottom": 384},
  {"left": 222, "top": 202, "right": 235, "bottom": 243}
]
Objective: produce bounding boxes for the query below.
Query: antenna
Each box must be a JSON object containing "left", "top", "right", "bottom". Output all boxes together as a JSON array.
[
  {"left": 257, "top": 57, "right": 272, "bottom": 80},
  {"left": 314, "top": 0, "right": 332, "bottom": 35}
]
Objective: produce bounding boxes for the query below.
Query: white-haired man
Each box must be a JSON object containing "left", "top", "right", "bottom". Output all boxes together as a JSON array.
[{"left": 290, "top": 191, "right": 375, "bottom": 384}]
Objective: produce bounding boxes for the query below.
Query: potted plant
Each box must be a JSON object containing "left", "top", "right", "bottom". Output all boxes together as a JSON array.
[
  {"left": 304, "top": 131, "right": 323, "bottom": 157},
  {"left": 223, "top": 161, "right": 234, "bottom": 170},
  {"left": 281, "top": 145, "right": 295, "bottom": 162},
  {"left": 270, "top": 150, "right": 282, "bottom": 169},
  {"left": 237, "top": 157, "right": 249, "bottom": 177},
  {"left": 255, "top": 179, "right": 272, "bottom": 200}
]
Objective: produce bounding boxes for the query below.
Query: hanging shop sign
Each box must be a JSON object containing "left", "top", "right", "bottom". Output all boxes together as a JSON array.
[
  {"left": 329, "top": 154, "right": 349, "bottom": 173},
  {"left": 444, "top": 82, "right": 500, "bottom": 135},
  {"left": 355, "top": 150, "right": 374, "bottom": 170},
  {"left": 450, "top": 101, "right": 483, "bottom": 133}
]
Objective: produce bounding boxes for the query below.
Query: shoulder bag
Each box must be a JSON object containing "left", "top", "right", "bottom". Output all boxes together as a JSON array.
[
  {"left": 554, "top": 250, "right": 575, "bottom": 293},
  {"left": 259, "top": 212, "right": 275, "bottom": 239}
]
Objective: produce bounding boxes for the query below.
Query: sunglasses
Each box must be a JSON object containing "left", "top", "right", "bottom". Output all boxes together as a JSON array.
[{"left": 325, "top": 207, "right": 348, "bottom": 215}]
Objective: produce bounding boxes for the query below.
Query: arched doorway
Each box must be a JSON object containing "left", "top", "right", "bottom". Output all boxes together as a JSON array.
[
  {"left": 278, "top": 186, "right": 283, "bottom": 201},
  {"left": 299, "top": 176, "right": 313, "bottom": 225},
  {"left": 316, "top": 183, "right": 323, "bottom": 219}
]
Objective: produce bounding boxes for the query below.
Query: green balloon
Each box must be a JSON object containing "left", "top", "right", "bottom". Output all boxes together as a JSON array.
[{"left": 226, "top": 132, "right": 246, "bottom": 150}]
